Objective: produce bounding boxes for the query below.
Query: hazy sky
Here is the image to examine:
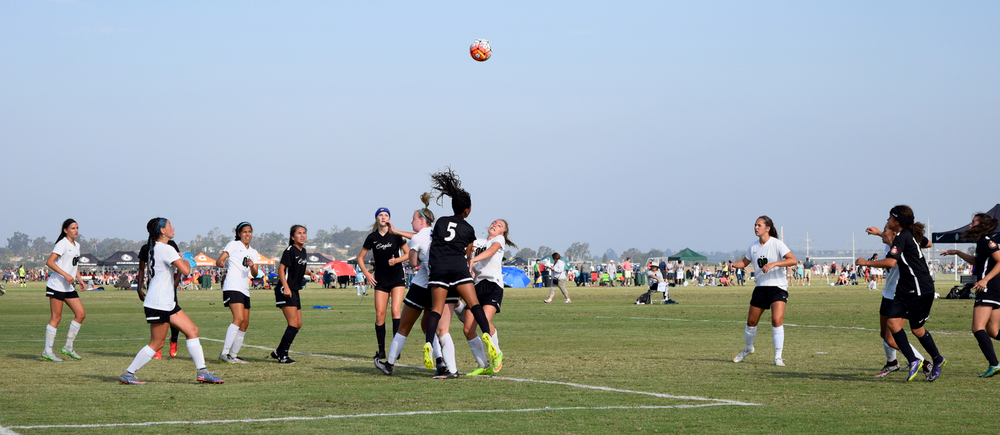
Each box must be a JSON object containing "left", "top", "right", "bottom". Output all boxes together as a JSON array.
[{"left": 2, "top": 1, "right": 997, "bottom": 257}]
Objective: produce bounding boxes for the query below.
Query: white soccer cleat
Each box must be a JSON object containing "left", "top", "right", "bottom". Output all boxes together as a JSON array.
[
  {"left": 774, "top": 357, "right": 785, "bottom": 367},
  {"left": 733, "top": 347, "right": 754, "bottom": 363}
]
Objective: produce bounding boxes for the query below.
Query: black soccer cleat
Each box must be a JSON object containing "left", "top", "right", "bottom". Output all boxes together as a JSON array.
[
  {"left": 374, "top": 358, "right": 393, "bottom": 376},
  {"left": 277, "top": 355, "right": 296, "bottom": 364}
]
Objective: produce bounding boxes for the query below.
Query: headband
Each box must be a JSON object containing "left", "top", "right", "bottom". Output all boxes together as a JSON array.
[
  {"left": 236, "top": 222, "right": 252, "bottom": 232},
  {"left": 419, "top": 208, "right": 428, "bottom": 221},
  {"left": 376, "top": 208, "right": 390, "bottom": 218},
  {"left": 890, "top": 209, "right": 914, "bottom": 226},
  {"left": 156, "top": 218, "right": 167, "bottom": 231}
]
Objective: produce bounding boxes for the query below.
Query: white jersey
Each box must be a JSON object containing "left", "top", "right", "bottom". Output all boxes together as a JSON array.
[
  {"left": 746, "top": 237, "right": 791, "bottom": 289},
  {"left": 144, "top": 242, "right": 181, "bottom": 311},
  {"left": 408, "top": 228, "right": 432, "bottom": 288},
  {"left": 472, "top": 235, "right": 506, "bottom": 286},
  {"left": 46, "top": 238, "right": 81, "bottom": 292},
  {"left": 882, "top": 245, "right": 900, "bottom": 299},
  {"left": 221, "top": 240, "right": 260, "bottom": 296}
]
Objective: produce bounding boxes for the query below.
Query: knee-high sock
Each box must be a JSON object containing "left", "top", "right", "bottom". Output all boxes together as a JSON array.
[
  {"left": 432, "top": 334, "right": 442, "bottom": 359},
  {"left": 392, "top": 318, "right": 400, "bottom": 337},
  {"left": 388, "top": 333, "right": 407, "bottom": 365},
  {"left": 277, "top": 326, "right": 299, "bottom": 356},
  {"left": 468, "top": 336, "right": 489, "bottom": 368},
  {"left": 65, "top": 320, "right": 81, "bottom": 351},
  {"left": 470, "top": 304, "right": 491, "bottom": 336},
  {"left": 126, "top": 345, "right": 156, "bottom": 374},
  {"left": 744, "top": 325, "right": 757, "bottom": 350},
  {"left": 772, "top": 326, "right": 784, "bottom": 359},
  {"left": 231, "top": 330, "right": 246, "bottom": 357},
  {"left": 975, "top": 329, "right": 999, "bottom": 366},
  {"left": 892, "top": 330, "right": 917, "bottom": 362},
  {"left": 441, "top": 333, "right": 456, "bottom": 373},
  {"left": 222, "top": 323, "right": 240, "bottom": 355},
  {"left": 910, "top": 343, "right": 924, "bottom": 362},
  {"left": 916, "top": 331, "right": 941, "bottom": 360},
  {"left": 375, "top": 323, "right": 386, "bottom": 355},
  {"left": 424, "top": 312, "right": 441, "bottom": 345},
  {"left": 187, "top": 337, "right": 206, "bottom": 370},
  {"left": 883, "top": 340, "right": 896, "bottom": 362},
  {"left": 491, "top": 331, "right": 500, "bottom": 352},
  {"left": 170, "top": 325, "right": 180, "bottom": 343},
  {"left": 44, "top": 325, "right": 57, "bottom": 354}
]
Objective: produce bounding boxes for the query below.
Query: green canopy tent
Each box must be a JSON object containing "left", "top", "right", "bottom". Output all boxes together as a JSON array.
[{"left": 667, "top": 248, "right": 708, "bottom": 263}]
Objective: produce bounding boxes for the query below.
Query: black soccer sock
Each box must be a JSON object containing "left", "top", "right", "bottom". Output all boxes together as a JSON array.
[
  {"left": 975, "top": 329, "right": 999, "bottom": 366},
  {"left": 916, "top": 331, "right": 941, "bottom": 360},
  {"left": 470, "top": 304, "right": 491, "bottom": 336},
  {"left": 424, "top": 311, "right": 441, "bottom": 345},
  {"left": 891, "top": 330, "right": 917, "bottom": 363},
  {"left": 277, "top": 326, "right": 299, "bottom": 356},
  {"left": 375, "top": 323, "right": 386, "bottom": 355},
  {"left": 170, "top": 326, "right": 180, "bottom": 343},
  {"left": 392, "top": 318, "right": 401, "bottom": 337}
]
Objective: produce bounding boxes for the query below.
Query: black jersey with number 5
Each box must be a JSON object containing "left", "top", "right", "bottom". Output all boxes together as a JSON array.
[{"left": 429, "top": 215, "right": 475, "bottom": 273}]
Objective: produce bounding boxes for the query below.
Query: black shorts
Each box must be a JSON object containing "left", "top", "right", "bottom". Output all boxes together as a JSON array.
[
  {"left": 475, "top": 280, "right": 504, "bottom": 313},
  {"left": 144, "top": 305, "right": 182, "bottom": 324},
  {"left": 974, "top": 288, "right": 1000, "bottom": 309},
  {"left": 45, "top": 288, "right": 79, "bottom": 300},
  {"left": 374, "top": 280, "right": 406, "bottom": 293},
  {"left": 879, "top": 297, "right": 893, "bottom": 317},
  {"left": 886, "top": 294, "right": 934, "bottom": 328},
  {"left": 429, "top": 270, "right": 474, "bottom": 290},
  {"left": 223, "top": 291, "right": 251, "bottom": 309},
  {"left": 274, "top": 288, "right": 301, "bottom": 309},
  {"left": 749, "top": 286, "right": 788, "bottom": 309},
  {"left": 404, "top": 284, "right": 431, "bottom": 310}
]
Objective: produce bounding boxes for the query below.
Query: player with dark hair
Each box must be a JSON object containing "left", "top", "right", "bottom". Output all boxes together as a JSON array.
[
  {"left": 941, "top": 212, "right": 1000, "bottom": 377},
  {"left": 42, "top": 219, "right": 86, "bottom": 361},
  {"left": 730, "top": 216, "right": 797, "bottom": 367},
  {"left": 270, "top": 225, "right": 317, "bottom": 364},
  {"left": 357, "top": 208, "right": 409, "bottom": 366},
  {"left": 857, "top": 205, "right": 946, "bottom": 382},
  {"left": 216, "top": 222, "right": 259, "bottom": 364}
]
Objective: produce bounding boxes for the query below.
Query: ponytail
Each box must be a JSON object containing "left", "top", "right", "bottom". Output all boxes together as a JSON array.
[
  {"left": 430, "top": 167, "right": 472, "bottom": 215},
  {"left": 417, "top": 192, "right": 436, "bottom": 225},
  {"left": 55, "top": 219, "right": 76, "bottom": 244},
  {"left": 758, "top": 215, "right": 779, "bottom": 238},
  {"left": 146, "top": 217, "right": 167, "bottom": 280}
]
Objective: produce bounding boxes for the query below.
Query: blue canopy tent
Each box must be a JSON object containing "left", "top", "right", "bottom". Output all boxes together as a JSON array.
[{"left": 502, "top": 267, "right": 531, "bottom": 288}]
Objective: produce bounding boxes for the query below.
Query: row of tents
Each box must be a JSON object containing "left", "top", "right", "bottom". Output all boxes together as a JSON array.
[{"left": 78, "top": 251, "right": 337, "bottom": 268}]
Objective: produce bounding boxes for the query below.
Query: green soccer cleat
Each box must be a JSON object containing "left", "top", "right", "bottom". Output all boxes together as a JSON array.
[
  {"left": 482, "top": 333, "right": 502, "bottom": 371},
  {"left": 467, "top": 366, "right": 495, "bottom": 376},
  {"left": 980, "top": 365, "right": 1000, "bottom": 378},
  {"left": 422, "top": 342, "right": 434, "bottom": 370},
  {"left": 61, "top": 347, "right": 82, "bottom": 360}
]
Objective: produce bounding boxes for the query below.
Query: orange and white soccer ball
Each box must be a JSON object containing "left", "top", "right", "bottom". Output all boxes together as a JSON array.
[{"left": 470, "top": 39, "right": 492, "bottom": 62}]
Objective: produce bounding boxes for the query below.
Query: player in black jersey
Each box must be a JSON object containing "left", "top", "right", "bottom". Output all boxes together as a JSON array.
[
  {"left": 357, "top": 208, "right": 410, "bottom": 365},
  {"left": 270, "top": 225, "right": 317, "bottom": 364},
  {"left": 857, "top": 205, "right": 945, "bottom": 382},
  {"left": 420, "top": 168, "right": 501, "bottom": 377},
  {"left": 941, "top": 212, "right": 1000, "bottom": 377}
]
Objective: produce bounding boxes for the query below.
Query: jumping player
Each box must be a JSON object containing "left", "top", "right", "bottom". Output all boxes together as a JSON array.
[
  {"left": 216, "top": 222, "right": 259, "bottom": 364},
  {"left": 465, "top": 218, "right": 517, "bottom": 376},
  {"left": 270, "top": 225, "right": 317, "bottom": 364},
  {"left": 357, "top": 208, "right": 409, "bottom": 365},
  {"left": 42, "top": 219, "right": 86, "bottom": 362},
  {"left": 120, "top": 218, "right": 223, "bottom": 385},
  {"left": 730, "top": 216, "right": 797, "bottom": 367}
]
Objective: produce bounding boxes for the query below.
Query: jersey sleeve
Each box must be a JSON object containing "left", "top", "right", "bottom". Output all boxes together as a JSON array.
[
  {"left": 51, "top": 239, "right": 67, "bottom": 256},
  {"left": 280, "top": 247, "right": 293, "bottom": 267},
  {"left": 491, "top": 236, "right": 505, "bottom": 253},
  {"left": 162, "top": 246, "right": 181, "bottom": 265},
  {"left": 250, "top": 248, "right": 260, "bottom": 262},
  {"left": 223, "top": 241, "right": 238, "bottom": 254},
  {"left": 362, "top": 233, "right": 375, "bottom": 250},
  {"left": 887, "top": 236, "right": 906, "bottom": 260},
  {"left": 985, "top": 237, "right": 1000, "bottom": 255},
  {"left": 776, "top": 239, "right": 791, "bottom": 258}
]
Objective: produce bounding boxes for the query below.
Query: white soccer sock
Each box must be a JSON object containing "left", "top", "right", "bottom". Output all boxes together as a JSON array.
[
  {"left": 883, "top": 340, "right": 896, "bottom": 362},
  {"left": 910, "top": 343, "right": 924, "bottom": 362},
  {"left": 44, "top": 325, "right": 57, "bottom": 354},
  {"left": 491, "top": 331, "right": 500, "bottom": 353},
  {"left": 65, "top": 320, "right": 81, "bottom": 351},
  {"left": 187, "top": 337, "right": 207, "bottom": 370},
  {"left": 468, "top": 336, "right": 489, "bottom": 368},
  {"left": 441, "top": 333, "right": 456, "bottom": 373},
  {"left": 431, "top": 334, "right": 442, "bottom": 359},
  {"left": 744, "top": 325, "right": 757, "bottom": 350},
  {"left": 222, "top": 323, "right": 240, "bottom": 355},
  {"left": 772, "top": 326, "right": 784, "bottom": 359},
  {"left": 231, "top": 330, "right": 246, "bottom": 357},
  {"left": 126, "top": 345, "right": 156, "bottom": 374},
  {"left": 388, "top": 333, "right": 407, "bottom": 365}
]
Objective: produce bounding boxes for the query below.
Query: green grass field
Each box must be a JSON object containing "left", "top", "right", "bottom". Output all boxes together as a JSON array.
[{"left": 2, "top": 278, "right": 999, "bottom": 434}]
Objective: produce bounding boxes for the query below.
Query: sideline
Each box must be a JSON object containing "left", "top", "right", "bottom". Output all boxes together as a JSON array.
[{"left": 596, "top": 316, "right": 969, "bottom": 336}]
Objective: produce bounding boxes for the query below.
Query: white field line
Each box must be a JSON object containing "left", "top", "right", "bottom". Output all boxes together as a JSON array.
[
  {"left": 6, "top": 404, "right": 741, "bottom": 430},
  {"left": 596, "top": 316, "right": 969, "bottom": 336},
  {"left": 0, "top": 425, "right": 21, "bottom": 435},
  {"left": 0, "top": 338, "right": 147, "bottom": 343}
]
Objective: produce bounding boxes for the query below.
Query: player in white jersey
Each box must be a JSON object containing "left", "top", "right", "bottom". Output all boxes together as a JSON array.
[
  {"left": 42, "top": 219, "right": 86, "bottom": 361},
  {"left": 216, "top": 222, "right": 260, "bottom": 364},
  {"left": 464, "top": 219, "right": 517, "bottom": 376},
  {"left": 119, "top": 218, "right": 223, "bottom": 385},
  {"left": 730, "top": 216, "right": 797, "bottom": 366}
]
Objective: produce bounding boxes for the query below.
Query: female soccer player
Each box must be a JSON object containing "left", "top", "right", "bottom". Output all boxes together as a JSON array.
[
  {"left": 420, "top": 168, "right": 501, "bottom": 377},
  {"left": 544, "top": 253, "right": 570, "bottom": 303},
  {"left": 271, "top": 225, "right": 317, "bottom": 364},
  {"left": 216, "top": 222, "right": 259, "bottom": 364},
  {"left": 120, "top": 218, "right": 223, "bottom": 384},
  {"left": 941, "top": 213, "right": 1000, "bottom": 377},
  {"left": 730, "top": 216, "right": 796, "bottom": 367},
  {"left": 464, "top": 218, "right": 518, "bottom": 376},
  {"left": 42, "top": 219, "right": 86, "bottom": 361},
  {"left": 857, "top": 205, "right": 945, "bottom": 382},
  {"left": 357, "top": 208, "right": 409, "bottom": 364}
]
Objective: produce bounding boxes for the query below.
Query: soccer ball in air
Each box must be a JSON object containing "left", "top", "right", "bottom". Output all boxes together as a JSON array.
[{"left": 470, "top": 39, "right": 492, "bottom": 62}]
